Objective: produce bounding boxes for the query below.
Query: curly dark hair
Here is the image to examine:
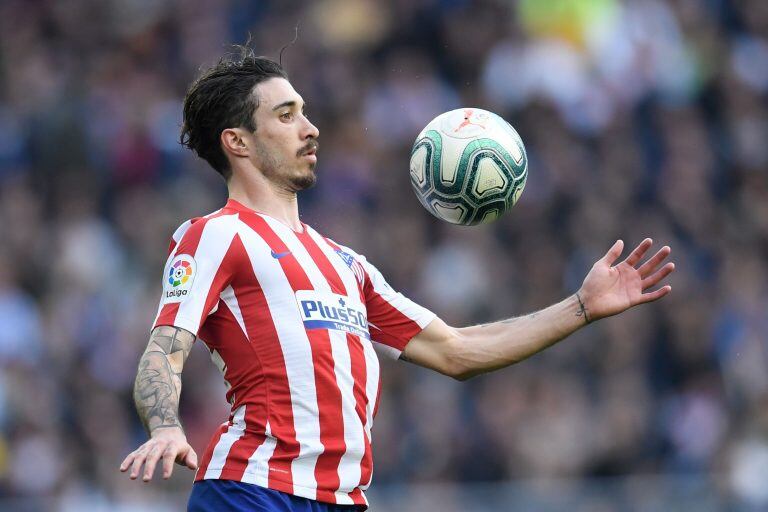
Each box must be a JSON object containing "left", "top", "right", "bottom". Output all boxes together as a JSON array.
[{"left": 180, "top": 48, "right": 287, "bottom": 179}]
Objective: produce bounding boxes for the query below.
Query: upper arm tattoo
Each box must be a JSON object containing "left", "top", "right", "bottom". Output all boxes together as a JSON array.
[
  {"left": 133, "top": 326, "right": 195, "bottom": 434},
  {"left": 145, "top": 325, "right": 195, "bottom": 373}
]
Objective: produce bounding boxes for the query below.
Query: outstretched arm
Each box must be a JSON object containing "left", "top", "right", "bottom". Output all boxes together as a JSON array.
[
  {"left": 120, "top": 325, "right": 199, "bottom": 481},
  {"left": 402, "top": 239, "right": 674, "bottom": 380}
]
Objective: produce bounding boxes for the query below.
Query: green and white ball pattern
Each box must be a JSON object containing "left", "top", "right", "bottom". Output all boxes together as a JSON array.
[{"left": 410, "top": 108, "right": 528, "bottom": 225}]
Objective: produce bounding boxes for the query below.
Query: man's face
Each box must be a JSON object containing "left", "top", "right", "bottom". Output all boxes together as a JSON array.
[{"left": 246, "top": 78, "right": 319, "bottom": 192}]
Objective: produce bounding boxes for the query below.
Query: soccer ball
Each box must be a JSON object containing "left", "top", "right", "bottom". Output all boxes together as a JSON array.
[{"left": 409, "top": 108, "right": 528, "bottom": 225}]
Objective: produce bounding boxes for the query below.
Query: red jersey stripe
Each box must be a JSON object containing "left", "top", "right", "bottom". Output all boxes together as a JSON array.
[
  {"left": 196, "top": 418, "right": 230, "bottom": 478},
  {"left": 233, "top": 216, "right": 301, "bottom": 491},
  {"left": 363, "top": 271, "right": 424, "bottom": 351},
  {"left": 300, "top": 229, "right": 373, "bottom": 498},
  {"left": 242, "top": 213, "right": 346, "bottom": 499},
  {"left": 211, "top": 294, "right": 269, "bottom": 481},
  {"left": 297, "top": 232, "right": 370, "bottom": 431},
  {"left": 321, "top": 237, "right": 365, "bottom": 303}
]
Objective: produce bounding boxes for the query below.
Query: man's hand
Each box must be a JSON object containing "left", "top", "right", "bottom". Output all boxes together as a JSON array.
[
  {"left": 578, "top": 239, "right": 674, "bottom": 323},
  {"left": 121, "top": 326, "right": 197, "bottom": 482},
  {"left": 120, "top": 426, "right": 198, "bottom": 482}
]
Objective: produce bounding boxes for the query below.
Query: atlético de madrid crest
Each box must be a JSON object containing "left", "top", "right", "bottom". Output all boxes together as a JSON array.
[{"left": 335, "top": 248, "right": 365, "bottom": 285}]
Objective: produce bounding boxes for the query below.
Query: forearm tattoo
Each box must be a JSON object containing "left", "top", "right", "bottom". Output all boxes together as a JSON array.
[{"left": 133, "top": 326, "right": 195, "bottom": 434}]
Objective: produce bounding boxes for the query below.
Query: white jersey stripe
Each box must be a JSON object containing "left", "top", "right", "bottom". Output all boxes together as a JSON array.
[
  {"left": 260, "top": 218, "right": 347, "bottom": 489},
  {"left": 242, "top": 421, "right": 278, "bottom": 488},
  {"left": 305, "top": 230, "right": 376, "bottom": 444},
  {"left": 360, "top": 342, "right": 379, "bottom": 488},
  {"left": 308, "top": 233, "right": 381, "bottom": 451},
  {"left": 237, "top": 225, "right": 320, "bottom": 498},
  {"left": 175, "top": 215, "right": 239, "bottom": 334},
  {"left": 204, "top": 405, "right": 247, "bottom": 479},
  {"left": 171, "top": 219, "right": 193, "bottom": 245},
  {"left": 220, "top": 285, "right": 248, "bottom": 338},
  {"left": 326, "top": 329, "right": 362, "bottom": 500},
  {"left": 267, "top": 222, "right": 366, "bottom": 498},
  {"left": 304, "top": 229, "right": 361, "bottom": 302},
  {"left": 260, "top": 218, "right": 328, "bottom": 294}
]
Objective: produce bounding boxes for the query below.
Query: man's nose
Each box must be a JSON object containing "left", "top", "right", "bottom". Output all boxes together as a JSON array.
[{"left": 302, "top": 117, "right": 319, "bottom": 139}]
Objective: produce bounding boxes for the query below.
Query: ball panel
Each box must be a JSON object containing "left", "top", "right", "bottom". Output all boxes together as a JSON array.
[
  {"left": 509, "top": 180, "right": 527, "bottom": 207},
  {"left": 490, "top": 113, "right": 527, "bottom": 165},
  {"left": 479, "top": 209, "right": 499, "bottom": 224},
  {"left": 410, "top": 145, "right": 429, "bottom": 188},
  {"left": 430, "top": 200, "right": 469, "bottom": 224},
  {"left": 462, "top": 139, "right": 527, "bottom": 205},
  {"left": 423, "top": 192, "right": 477, "bottom": 225},
  {"left": 467, "top": 200, "right": 507, "bottom": 226},
  {"left": 460, "top": 137, "right": 527, "bottom": 182},
  {"left": 432, "top": 144, "right": 468, "bottom": 197},
  {"left": 409, "top": 131, "right": 441, "bottom": 195},
  {"left": 472, "top": 157, "right": 509, "bottom": 197}
]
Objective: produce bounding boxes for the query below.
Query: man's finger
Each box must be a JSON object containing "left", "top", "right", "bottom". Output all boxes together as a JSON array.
[
  {"left": 637, "top": 246, "right": 671, "bottom": 277},
  {"left": 162, "top": 445, "right": 178, "bottom": 479},
  {"left": 642, "top": 262, "right": 675, "bottom": 290},
  {"left": 120, "top": 453, "right": 135, "bottom": 472},
  {"left": 601, "top": 239, "right": 625, "bottom": 266},
  {"left": 184, "top": 448, "right": 199, "bottom": 470},
  {"left": 129, "top": 450, "right": 147, "bottom": 480},
  {"left": 142, "top": 444, "right": 165, "bottom": 482},
  {"left": 639, "top": 285, "right": 672, "bottom": 304},
  {"left": 623, "top": 238, "right": 653, "bottom": 267}
]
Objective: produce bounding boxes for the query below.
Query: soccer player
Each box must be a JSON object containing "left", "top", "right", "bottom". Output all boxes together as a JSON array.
[{"left": 119, "top": 50, "right": 674, "bottom": 511}]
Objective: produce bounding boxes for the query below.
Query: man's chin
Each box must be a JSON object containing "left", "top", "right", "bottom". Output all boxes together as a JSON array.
[{"left": 290, "top": 170, "right": 317, "bottom": 191}]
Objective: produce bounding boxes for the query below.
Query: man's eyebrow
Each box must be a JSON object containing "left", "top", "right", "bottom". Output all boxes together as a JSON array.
[{"left": 271, "top": 100, "right": 305, "bottom": 111}]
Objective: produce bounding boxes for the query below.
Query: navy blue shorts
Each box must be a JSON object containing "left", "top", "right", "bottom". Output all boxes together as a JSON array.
[{"left": 188, "top": 479, "right": 364, "bottom": 512}]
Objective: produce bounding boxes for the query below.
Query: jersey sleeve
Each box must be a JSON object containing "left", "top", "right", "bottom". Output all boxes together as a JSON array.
[
  {"left": 359, "top": 256, "right": 436, "bottom": 359},
  {"left": 152, "top": 215, "right": 240, "bottom": 337}
]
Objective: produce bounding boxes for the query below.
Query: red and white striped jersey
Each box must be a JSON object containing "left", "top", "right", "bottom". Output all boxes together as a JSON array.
[{"left": 153, "top": 199, "right": 435, "bottom": 507}]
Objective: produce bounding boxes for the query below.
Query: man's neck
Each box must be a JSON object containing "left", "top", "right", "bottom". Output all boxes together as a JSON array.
[{"left": 228, "top": 173, "right": 302, "bottom": 231}]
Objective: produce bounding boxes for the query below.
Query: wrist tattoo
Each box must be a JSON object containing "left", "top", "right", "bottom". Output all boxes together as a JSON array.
[
  {"left": 150, "top": 424, "right": 184, "bottom": 433},
  {"left": 575, "top": 293, "right": 591, "bottom": 324}
]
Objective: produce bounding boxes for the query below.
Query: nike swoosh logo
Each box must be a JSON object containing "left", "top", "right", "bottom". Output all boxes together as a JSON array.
[{"left": 271, "top": 250, "right": 292, "bottom": 259}]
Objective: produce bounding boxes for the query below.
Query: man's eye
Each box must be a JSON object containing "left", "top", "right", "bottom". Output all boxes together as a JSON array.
[{"left": 280, "top": 112, "right": 293, "bottom": 120}]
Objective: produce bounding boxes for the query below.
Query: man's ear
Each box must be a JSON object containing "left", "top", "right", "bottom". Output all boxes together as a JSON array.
[{"left": 221, "top": 128, "right": 250, "bottom": 159}]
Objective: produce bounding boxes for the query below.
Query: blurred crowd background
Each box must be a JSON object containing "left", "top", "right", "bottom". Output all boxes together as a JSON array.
[{"left": 1, "top": 0, "right": 767, "bottom": 510}]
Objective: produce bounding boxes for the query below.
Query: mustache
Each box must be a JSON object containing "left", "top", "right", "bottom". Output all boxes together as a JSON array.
[{"left": 297, "top": 139, "right": 319, "bottom": 157}]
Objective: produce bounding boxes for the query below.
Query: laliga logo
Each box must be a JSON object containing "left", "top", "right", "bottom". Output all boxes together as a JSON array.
[
  {"left": 166, "top": 288, "right": 188, "bottom": 298},
  {"left": 166, "top": 258, "right": 193, "bottom": 299},
  {"left": 168, "top": 259, "right": 193, "bottom": 287}
]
